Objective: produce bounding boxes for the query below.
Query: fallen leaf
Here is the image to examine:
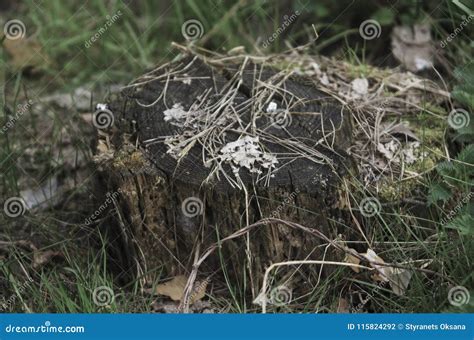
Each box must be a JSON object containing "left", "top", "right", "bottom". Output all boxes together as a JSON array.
[
  {"left": 155, "top": 275, "right": 187, "bottom": 301},
  {"left": 155, "top": 275, "right": 208, "bottom": 304},
  {"left": 33, "top": 250, "right": 62, "bottom": 269},
  {"left": 362, "top": 249, "right": 391, "bottom": 282},
  {"left": 344, "top": 248, "right": 361, "bottom": 273},
  {"left": 3, "top": 37, "right": 50, "bottom": 73},
  {"left": 336, "top": 297, "right": 350, "bottom": 313},
  {"left": 363, "top": 248, "right": 413, "bottom": 295},
  {"left": 388, "top": 267, "right": 413, "bottom": 296},
  {"left": 391, "top": 24, "right": 433, "bottom": 72}
]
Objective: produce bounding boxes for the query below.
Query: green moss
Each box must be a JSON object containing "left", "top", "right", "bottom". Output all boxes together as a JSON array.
[
  {"left": 377, "top": 108, "right": 447, "bottom": 201},
  {"left": 378, "top": 177, "right": 418, "bottom": 201},
  {"left": 410, "top": 108, "right": 447, "bottom": 145}
]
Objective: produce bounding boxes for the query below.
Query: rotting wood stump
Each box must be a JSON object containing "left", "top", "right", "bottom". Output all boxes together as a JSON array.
[{"left": 96, "top": 51, "right": 354, "bottom": 294}]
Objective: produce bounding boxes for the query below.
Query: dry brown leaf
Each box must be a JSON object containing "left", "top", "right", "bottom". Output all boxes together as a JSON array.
[
  {"left": 33, "top": 250, "right": 62, "bottom": 269},
  {"left": 344, "top": 248, "right": 361, "bottom": 273},
  {"left": 336, "top": 297, "right": 350, "bottom": 313},
  {"left": 155, "top": 275, "right": 187, "bottom": 301},
  {"left": 3, "top": 37, "right": 50, "bottom": 72},
  {"left": 155, "top": 275, "right": 208, "bottom": 304},
  {"left": 391, "top": 24, "right": 434, "bottom": 72}
]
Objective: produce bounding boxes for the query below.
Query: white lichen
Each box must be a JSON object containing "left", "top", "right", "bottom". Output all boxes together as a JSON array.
[
  {"left": 219, "top": 136, "right": 278, "bottom": 174},
  {"left": 163, "top": 103, "right": 187, "bottom": 124},
  {"left": 351, "top": 78, "right": 369, "bottom": 97},
  {"left": 266, "top": 101, "right": 278, "bottom": 113},
  {"left": 377, "top": 140, "right": 425, "bottom": 165}
]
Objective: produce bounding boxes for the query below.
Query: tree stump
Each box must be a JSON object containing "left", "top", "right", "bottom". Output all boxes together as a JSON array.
[{"left": 97, "top": 51, "right": 353, "bottom": 294}]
